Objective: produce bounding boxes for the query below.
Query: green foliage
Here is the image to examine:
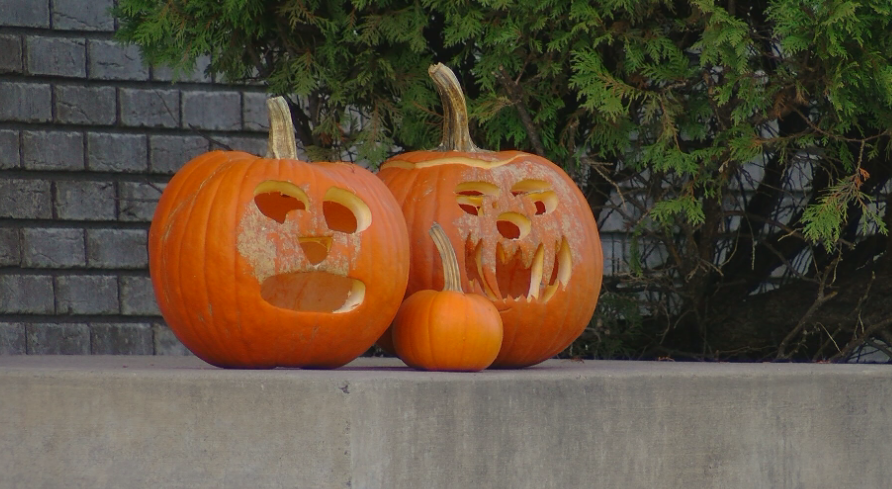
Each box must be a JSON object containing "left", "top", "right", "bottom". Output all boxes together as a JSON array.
[
  {"left": 562, "top": 292, "right": 644, "bottom": 360},
  {"left": 115, "top": 0, "right": 440, "bottom": 163},
  {"left": 115, "top": 0, "right": 892, "bottom": 230},
  {"left": 802, "top": 170, "right": 887, "bottom": 252},
  {"left": 116, "top": 0, "right": 892, "bottom": 360},
  {"left": 650, "top": 194, "right": 706, "bottom": 227}
]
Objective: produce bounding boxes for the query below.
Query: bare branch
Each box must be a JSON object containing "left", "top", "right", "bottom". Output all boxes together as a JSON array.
[
  {"left": 496, "top": 66, "right": 547, "bottom": 157},
  {"left": 776, "top": 256, "right": 841, "bottom": 360}
]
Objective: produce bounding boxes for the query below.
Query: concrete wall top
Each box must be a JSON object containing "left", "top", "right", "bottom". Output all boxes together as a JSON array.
[{"left": 1, "top": 356, "right": 890, "bottom": 489}]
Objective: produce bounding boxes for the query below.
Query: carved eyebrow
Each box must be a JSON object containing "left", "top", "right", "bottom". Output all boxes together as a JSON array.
[
  {"left": 253, "top": 181, "right": 309, "bottom": 223},
  {"left": 510, "top": 179, "right": 552, "bottom": 195},
  {"left": 511, "top": 180, "right": 558, "bottom": 215},
  {"left": 324, "top": 187, "right": 371, "bottom": 233},
  {"left": 456, "top": 182, "right": 501, "bottom": 216},
  {"left": 455, "top": 181, "right": 501, "bottom": 196}
]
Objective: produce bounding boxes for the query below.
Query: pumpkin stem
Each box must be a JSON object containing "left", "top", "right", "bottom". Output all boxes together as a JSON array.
[
  {"left": 265, "top": 96, "right": 299, "bottom": 159},
  {"left": 429, "top": 63, "right": 483, "bottom": 153},
  {"left": 429, "top": 222, "right": 463, "bottom": 292}
]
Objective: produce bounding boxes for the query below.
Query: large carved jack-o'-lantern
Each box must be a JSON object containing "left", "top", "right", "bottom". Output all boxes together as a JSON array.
[
  {"left": 377, "top": 64, "right": 603, "bottom": 368},
  {"left": 149, "top": 97, "right": 410, "bottom": 369}
]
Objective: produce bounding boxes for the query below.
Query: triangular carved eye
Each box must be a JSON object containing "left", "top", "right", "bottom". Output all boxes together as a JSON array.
[
  {"left": 323, "top": 187, "right": 371, "bottom": 234},
  {"left": 455, "top": 181, "right": 501, "bottom": 215},
  {"left": 254, "top": 181, "right": 309, "bottom": 223},
  {"left": 511, "top": 180, "right": 558, "bottom": 215}
]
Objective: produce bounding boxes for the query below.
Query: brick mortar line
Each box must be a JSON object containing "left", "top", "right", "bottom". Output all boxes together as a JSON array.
[
  {"left": 0, "top": 220, "right": 151, "bottom": 230},
  {"left": 49, "top": 179, "right": 59, "bottom": 219},
  {"left": 0, "top": 122, "right": 270, "bottom": 137},
  {"left": 0, "top": 74, "right": 269, "bottom": 92},
  {"left": 16, "top": 128, "right": 24, "bottom": 169},
  {"left": 47, "top": 0, "right": 56, "bottom": 30},
  {"left": 0, "top": 26, "right": 117, "bottom": 39},
  {"left": 0, "top": 316, "right": 164, "bottom": 324},
  {"left": 113, "top": 179, "right": 122, "bottom": 223},
  {"left": 80, "top": 10, "right": 92, "bottom": 80},
  {"left": 0, "top": 268, "right": 152, "bottom": 275},
  {"left": 0, "top": 169, "right": 172, "bottom": 184}
]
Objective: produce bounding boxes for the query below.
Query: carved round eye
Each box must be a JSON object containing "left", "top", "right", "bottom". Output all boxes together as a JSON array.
[
  {"left": 254, "top": 181, "right": 309, "bottom": 223},
  {"left": 323, "top": 187, "right": 371, "bottom": 233},
  {"left": 496, "top": 212, "right": 531, "bottom": 240},
  {"left": 455, "top": 181, "right": 501, "bottom": 216},
  {"left": 527, "top": 191, "right": 558, "bottom": 215},
  {"left": 511, "top": 179, "right": 558, "bottom": 215}
]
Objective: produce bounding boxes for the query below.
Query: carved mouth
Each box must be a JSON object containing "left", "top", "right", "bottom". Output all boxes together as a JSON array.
[
  {"left": 465, "top": 237, "right": 571, "bottom": 305},
  {"left": 260, "top": 272, "right": 365, "bottom": 313}
]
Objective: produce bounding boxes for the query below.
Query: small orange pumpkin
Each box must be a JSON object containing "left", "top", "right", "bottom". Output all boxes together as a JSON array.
[
  {"left": 392, "top": 223, "right": 503, "bottom": 371},
  {"left": 149, "top": 97, "right": 410, "bottom": 369},
  {"left": 377, "top": 64, "right": 603, "bottom": 368}
]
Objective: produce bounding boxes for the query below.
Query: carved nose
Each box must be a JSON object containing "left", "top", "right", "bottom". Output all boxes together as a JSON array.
[
  {"left": 299, "top": 237, "right": 332, "bottom": 265},
  {"left": 496, "top": 212, "right": 531, "bottom": 240}
]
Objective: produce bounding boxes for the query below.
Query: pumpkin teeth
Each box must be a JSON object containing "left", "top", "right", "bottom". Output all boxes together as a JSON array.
[
  {"left": 476, "top": 240, "right": 500, "bottom": 300},
  {"left": 543, "top": 238, "right": 571, "bottom": 302},
  {"left": 465, "top": 236, "right": 564, "bottom": 303},
  {"left": 527, "top": 244, "right": 545, "bottom": 300}
]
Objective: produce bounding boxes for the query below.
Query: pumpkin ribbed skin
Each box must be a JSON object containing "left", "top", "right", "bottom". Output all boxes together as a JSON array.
[
  {"left": 378, "top": 151, "right": 601, "bottom": 368},
  {"left": 150, "top": 150, "right": 410, "bottom": 368},
  {"left": 392, "top": 223, "right": 503, "bottom": 371},
  {"left": 393, "top": 289, "right": 503, "bottom": 371},
  {"left": 376, "top": 64, "right": 603, "bottom": 368}
]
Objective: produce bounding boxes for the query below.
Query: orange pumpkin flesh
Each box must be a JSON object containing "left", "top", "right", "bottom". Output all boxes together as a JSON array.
[
  {"left": 393, "top": 223, "right": 503, "bottom": 371},
  {"left": 149, "top": 97, "right": 410, "bottom": 369},
  {"left": 377, "top": 64, "right": 603, "bottom": 368}
]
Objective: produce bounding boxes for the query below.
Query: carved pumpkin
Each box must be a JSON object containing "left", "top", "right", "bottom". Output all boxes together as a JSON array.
[
  {"left": 392, "top": 223, "right": 503, "bottom": 371},
  {"left": 149, "top": 97, "right": 410, "bottom": 369},
  {"left": 377, "top": 64, "right": 603, "bottom": 368}
]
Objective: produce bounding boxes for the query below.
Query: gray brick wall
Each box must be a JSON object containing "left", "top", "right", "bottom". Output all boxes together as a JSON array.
[
  {"left": 0, "top": 179, "right": 53, "bottom": 219},
  {"left": 21, "top": 228, "right": 86, "bottom": 268},
  {"left": 119, "top": 88, "right": 181, "bottom": 128},
  {"left": 0, "top": 83, "right": 52, "bottom": 122},
  {"left": 88, "top": 41, "right": 149, "bottom": 81},
  {"left": 54, "top": 181, "right": 117, "bottom": 220},
  {"left": 0, "top": 34, "right": 23, "bottom": 73},
  {"left": 0, "top": 275, "right": 54, "bottom": 314},
  {"left": 53, "top": 0, "right": 115, "bottom": 32},
  {"left": 0, "top": 229, "right": 20, "bottom": 266},
  {"left": 55, "top": 274, "right": 119, "bottom": 315},
  {"left": 2, "top": 1, "right": 50, "bottom": 28},
  {"left": 22, "top": 131, "right": 85, "bottom": 171},
  {"left": 27, "top": 323, "right": 91, "bottom": 354},
  {"left": 149, "top": 135, "right": 209, "bottom": 173},
  {"left": 0, "top": 1, "right": 266, "bottom": 356},
  {"left": 0, "top": 130, "right": 20, "bottom": 168},
  {"left": 88, "top": 133, "right": 148, "bottom": 172},
  {"left": 55, "top": 85, "right": 117, "bottom": 125},
  {"left": 0, "top": 323, "right": 26, "bottom": 354}
]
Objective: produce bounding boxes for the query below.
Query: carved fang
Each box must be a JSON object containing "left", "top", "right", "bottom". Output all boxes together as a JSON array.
[
  {"left": 527, "top": 244, "right": 545, "bottom": 300},
  {"left": 543, "top": 238, "right": 572, "bottom": 302}
]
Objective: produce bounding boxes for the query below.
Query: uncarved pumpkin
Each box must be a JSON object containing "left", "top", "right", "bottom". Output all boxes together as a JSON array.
[
  {"left": 377, "top": 64, "right": 603, "bottom": 368},
  {"left": 149, "top": 97, "right": 410, "bottom": 369},
  {"left": 392, "top": 223, "right": 503, "bottom": 371}
]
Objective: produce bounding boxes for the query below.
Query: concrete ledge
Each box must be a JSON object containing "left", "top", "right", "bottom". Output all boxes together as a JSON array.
[{"left": 1, "top": 356, "right": 890, "bottom": 489}]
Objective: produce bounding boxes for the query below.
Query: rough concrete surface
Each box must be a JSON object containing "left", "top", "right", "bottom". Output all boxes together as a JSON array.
[{"left": 0, "top": 356, "right": 889, "bottom": 489}]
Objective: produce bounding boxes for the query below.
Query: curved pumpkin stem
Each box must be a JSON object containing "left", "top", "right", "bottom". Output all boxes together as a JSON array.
[
  {"left": 429, "top": 222, "right": 462, "bottom": 292},
  {"left": 265, "top": 96, "right": 299, "bottom": 159},
  {"left": 429, "top": 63, "right": 483, "bottom": 153}
]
